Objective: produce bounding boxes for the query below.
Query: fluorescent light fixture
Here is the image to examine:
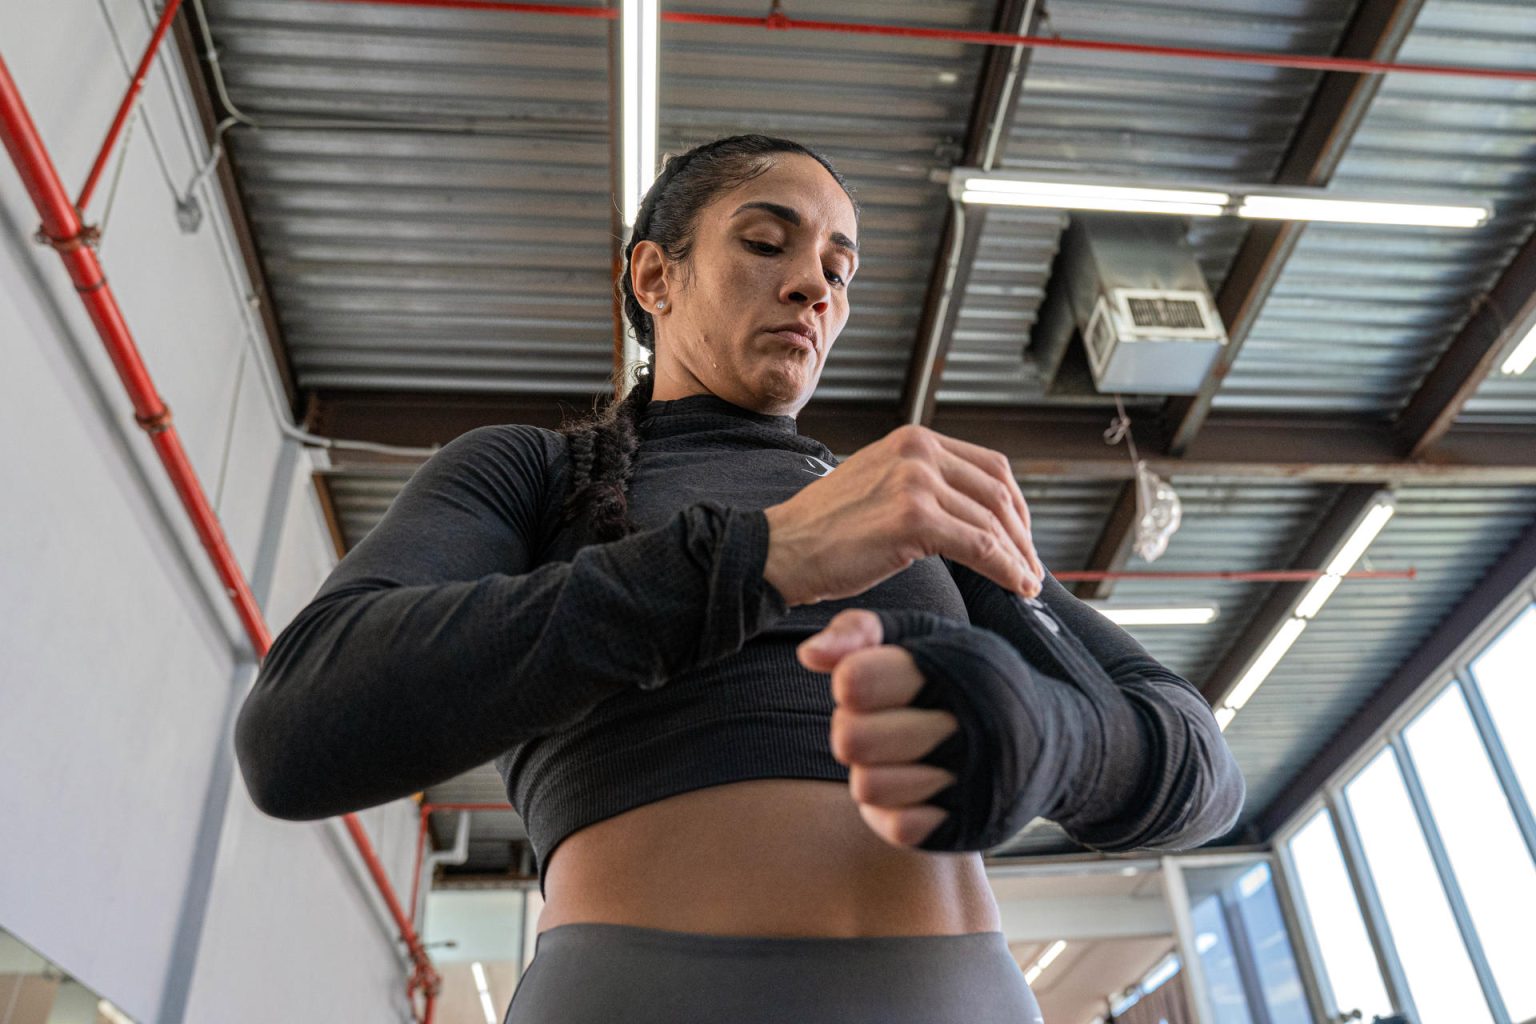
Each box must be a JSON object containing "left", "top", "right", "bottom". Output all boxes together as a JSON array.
[
  {"left": 955, "top": 177, "right": 1227, "bottom": 217},
  {"left": 1140, "top": 952, "right": 1181, "bottom": 993},
  {"left": 947, "top": 170, "right": 1491, "bottom": 229},
  {"left": 472, "top": 960, "right": 497, "bottom": 1024},
  {"left": 1225, "top": 617, "right": 1308, "bottom": 712},
  {"left": 1294, "top": 573, "right": 1342, "bottom": 620},
  {"left": 1024, "top": 939, "right": 1068, "bottom": 984},
  {"left": 1502, "top": 323, "right": 1536, "bottom": 376},
  {"left": 620, "top": 0, "right": 659, "bottom": 229},
  {"left": 96, "top": 1003, "right": 134, "bottom": 1024},
  {"left": 1219, "top": 492, "right": 1396, "bottom": 728},
  {"left": 1094, "top": 604, "right": 1219, "bottom": 626},
  {"left": 1238, "top": 194, "right": 1489, "bottom": 229},
  {"left": 960, "top": 190, "right": 1227, "bottom": 216},
  {"left": 1324, "top": 497, "right": 1396, "bottom": 577}
]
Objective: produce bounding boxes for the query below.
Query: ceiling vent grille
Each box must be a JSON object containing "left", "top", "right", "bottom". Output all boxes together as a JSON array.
[{"left": 1048, "top": 214, "right": 1230, "bottom": 395}]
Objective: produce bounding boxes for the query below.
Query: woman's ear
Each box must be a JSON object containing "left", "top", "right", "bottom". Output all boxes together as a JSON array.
[{"left": 630, "top": 239, "right": 669, "bottom": 314}]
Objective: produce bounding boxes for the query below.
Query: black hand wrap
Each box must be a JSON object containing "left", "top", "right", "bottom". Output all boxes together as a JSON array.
[
  {"left": 872, "top": 574, "right": 1245, "bottom": 854},
  {"left": 869, "top": 607, "right": 1096, "bottom": 852}
]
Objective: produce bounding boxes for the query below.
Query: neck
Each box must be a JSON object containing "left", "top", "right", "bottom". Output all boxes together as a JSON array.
[{"left": 650, "top": 378, "right": 802, "bottom": 419}]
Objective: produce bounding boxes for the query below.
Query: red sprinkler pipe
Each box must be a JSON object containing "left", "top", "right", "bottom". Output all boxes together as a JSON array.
[
  {"left": 0, "top": 55, "right": 441, "bottom": 1024},
  {"left": 408, "top": 801, "right": 431, "bottom": 928},
  {"left": 323, "top": 0, "right": 1536, "bottom": 84},
  {"left": 77, "top": 0, "right": 185, "bottom": 213}
]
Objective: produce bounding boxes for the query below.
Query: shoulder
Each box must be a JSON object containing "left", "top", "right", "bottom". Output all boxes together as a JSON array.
[
  {"left": 401, "top": 424, "right": 569, "bottom": 522},
  {"left": 424, "top": 424, "right": 567, "bottom": 478}
]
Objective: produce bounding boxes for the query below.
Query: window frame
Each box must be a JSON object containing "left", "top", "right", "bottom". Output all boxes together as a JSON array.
[{"left": 1269, "top": 584, "right": 1536, "bottom": 1024}]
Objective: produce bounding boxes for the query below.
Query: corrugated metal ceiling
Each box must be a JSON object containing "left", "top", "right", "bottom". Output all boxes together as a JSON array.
[
  {"left": 199, "top": 0, "right": 1536, "bottom": 870},
  {"left": 1215, "top": 0, "right": 1536, "bottom": 415},
  {"left": 1223, "top": 483, "right": 1536, "bottom": 817},
  {"left": 937, "top": 0, "right": 1353, "bottom": 405}
]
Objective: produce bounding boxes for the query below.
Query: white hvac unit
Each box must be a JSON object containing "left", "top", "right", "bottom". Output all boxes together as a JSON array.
[{"left": 1058, "top": 215, "right": 1229, "bottom": 395}]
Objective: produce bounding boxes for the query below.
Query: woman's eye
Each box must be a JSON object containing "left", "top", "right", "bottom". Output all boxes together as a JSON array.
[{"left": 745, "top": 239, "right": 847, "bottom": 288}]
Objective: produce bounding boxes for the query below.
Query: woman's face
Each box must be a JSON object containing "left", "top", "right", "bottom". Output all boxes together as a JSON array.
[{"left": 634, "top": 153, "right": 859, "bottom": 416}]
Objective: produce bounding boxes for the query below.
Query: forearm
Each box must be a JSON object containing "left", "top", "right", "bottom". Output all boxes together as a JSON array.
[
  {"left": 237, "top": 502, "right": 787, "bottom": 819},
  {"left": 933, "top": 561, "right": 1247, "bottom": 851}
]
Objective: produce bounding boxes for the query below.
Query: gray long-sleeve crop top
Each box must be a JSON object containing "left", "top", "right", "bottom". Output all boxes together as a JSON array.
[{"left": 235, "top": 392, "right": 1244, "bottom": 896}]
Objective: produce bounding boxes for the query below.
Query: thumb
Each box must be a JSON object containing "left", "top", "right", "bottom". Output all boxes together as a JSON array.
[{"left": 797, "top": 609, "right": 883, "bottom": 672}]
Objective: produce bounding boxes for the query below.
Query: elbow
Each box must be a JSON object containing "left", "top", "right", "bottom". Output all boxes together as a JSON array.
[
  {"left": 1070, "top": 698, "right": 1247, "bottom": 854},
  {"left": 233, "top": 683, "right": 331, "bottom": 822},
  {"left": 1147, "top": 715, "right": 1248, "bottom": 852}
]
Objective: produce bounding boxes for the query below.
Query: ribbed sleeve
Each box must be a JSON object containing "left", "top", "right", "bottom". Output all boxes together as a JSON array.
[
  {"left": 945, "top": 560, "right": 1246, "bottom": 852},
  {"left": 235, "top": 424, "right": 789, "bottom": 821}
]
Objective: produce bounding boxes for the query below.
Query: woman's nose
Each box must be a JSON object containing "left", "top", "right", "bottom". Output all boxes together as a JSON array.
[{"left": 784, "top": 264, "right": 831, "bottom": 313}]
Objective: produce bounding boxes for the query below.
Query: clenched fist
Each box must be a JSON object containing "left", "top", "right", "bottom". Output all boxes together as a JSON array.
[{"left": 797, "top": 608, "right": 959, "bottom": 848}]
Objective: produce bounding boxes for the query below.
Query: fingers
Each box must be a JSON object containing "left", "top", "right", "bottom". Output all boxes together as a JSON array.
[
  {"left": 918, "top": 487, "right": 1040, "bottom": 598},
  {"left": 925, "top": 462, "right": 1041, "bottom": 598},
  {"left": 929, "top": 433, "right": 1044, "bottom": 583},
  {"left": 823, "top": 644, "right": 921, "bottom": 709},
  {"left": 796, "top": 609, "right": 886, "bottom": 675},
  {"left": 849, "top": 762, "right": 956, "bottom": 807},
  {"left": 857, "top": 802, "right": 948, "bottom": 848},
  {"left": 830, "top": 705, "right": 958, "bottom": 765}
]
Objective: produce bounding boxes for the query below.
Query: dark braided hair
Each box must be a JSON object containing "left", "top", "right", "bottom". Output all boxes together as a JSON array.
[{"left": 557, "top": 135, "right": 859, "bottom": 542}]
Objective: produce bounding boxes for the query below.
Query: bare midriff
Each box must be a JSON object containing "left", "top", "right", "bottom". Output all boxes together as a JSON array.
[{"left": 536, "top": 778, "right": 1001, "bottom": 938}]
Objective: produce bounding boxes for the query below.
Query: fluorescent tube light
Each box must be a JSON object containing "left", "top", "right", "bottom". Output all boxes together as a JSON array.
[
  {"left": 1025, "top": 939, "right": 1068, "bottom": 984},
  {"left": 1238, "top": 194, "right": 1489, "bottom": 229},
  {"left": 1095, "top": 604, "right": 1219, "bottom": 626},
  {"left": 621, "top": 0, "right": 659, "bottom": 228},
  {"left": 1225, "top": 616, "right": 1308, "bottom": 712},
  {"left": 1502, "top": 324, "right": 1536, "bottom": 376},
  {"left": 96, "top": 1004, "right": 134, "bottom": 1024},
  {"left": 948, "top": 170, "right": 1491, "bottom": 229},
  {"left": 960, "top": 191, "right": 1226, "bottom": 216},
  {"left": 955, "top": 178, "right": 1228, "bottom": 217},
  {"left": 1140, "top": 953, "right": 1181, "bottom": 993},
  {"left": 1324, "top": 498, "right": 1396, "bottom": 577},
  {"left": 1220, "top": 492, "right": 1395, "bottom": 728},
  {"left": 472, "top": 960, "right": 497, "bottom": 1024},
  {"left": 1294, "top": 573, "right": 1342, "bottom": 620}
]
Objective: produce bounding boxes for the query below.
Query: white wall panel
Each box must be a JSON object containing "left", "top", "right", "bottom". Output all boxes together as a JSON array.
[{"left": 0, "top": 2, "right": 424, "bottom": 1020}]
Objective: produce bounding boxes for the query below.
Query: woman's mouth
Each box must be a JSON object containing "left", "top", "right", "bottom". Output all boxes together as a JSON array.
[{"left": 767, "top": 329, "right": 815, "bottom": 353}]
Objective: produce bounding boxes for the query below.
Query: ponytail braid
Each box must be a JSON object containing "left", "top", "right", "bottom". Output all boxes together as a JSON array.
[{"left": 556, "top": 135, "right": 858, "bottom": 542}]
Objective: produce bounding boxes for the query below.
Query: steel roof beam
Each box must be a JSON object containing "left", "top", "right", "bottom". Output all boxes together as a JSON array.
[
  {"left": 1395, "top": 227, "right": 1536, "bottom": 457},
  {"left": 900, "top": 0, "right": 1040, "bottom": 426},
  {"left": 1073, "top": 482, "right": 1140, "bottom": 600},
  {"left": 1163, "top": 0, "right": 1430, "bottom": 456},
  {"left": 313, "top": 391, "right": 1536, "bottom": 485}
]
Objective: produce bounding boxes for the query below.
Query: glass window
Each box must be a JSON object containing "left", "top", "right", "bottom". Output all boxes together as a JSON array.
[
  {"left": 1404, "top": 684, "right": 1536, "bottom": 1021},
  {"left": 1233, "top": 863, "right": 1309, "bottom": 1024},
  {"left": 1286, "top": 811, "right": 1393, "bottom": 1021},
  {"left": 1346, "top": 748, "right": 1491, "bottom": 1024},
  {"left": 1191, "top": 893, "right": 1255, "bottom": 1024},
  {"left": 1468, "top": 605, "right": 1536, "bottom": 808}
]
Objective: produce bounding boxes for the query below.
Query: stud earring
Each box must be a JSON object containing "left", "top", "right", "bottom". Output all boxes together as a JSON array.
[{"left": 656, "top": 300, "right": 667, "bottom": 310}]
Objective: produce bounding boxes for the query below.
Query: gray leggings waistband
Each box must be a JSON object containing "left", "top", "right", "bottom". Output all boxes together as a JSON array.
[{"left": 503, "top": 923, "right": 1044, "bottom": 1024}]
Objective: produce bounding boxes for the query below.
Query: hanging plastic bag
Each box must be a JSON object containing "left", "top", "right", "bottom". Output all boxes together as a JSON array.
[{"left": 1133, "top": 460, "right": 1181, "bottom": 563}]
